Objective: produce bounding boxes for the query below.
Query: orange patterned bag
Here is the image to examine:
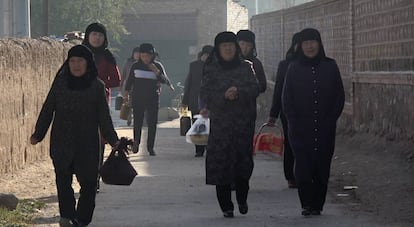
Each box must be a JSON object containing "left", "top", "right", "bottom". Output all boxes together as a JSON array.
[{"left": 253, "top": 123, "right": 284, "bottom": 157}]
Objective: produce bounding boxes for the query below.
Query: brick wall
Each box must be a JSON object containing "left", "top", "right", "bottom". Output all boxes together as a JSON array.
[
  {"left": 0, "top": 38, "right": 70, "bottom": 174},
  {"left": 251, "top": 0, "right": 414, "bottom": 140}
]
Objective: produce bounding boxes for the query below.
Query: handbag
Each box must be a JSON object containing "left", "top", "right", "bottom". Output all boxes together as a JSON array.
[
  {"left": 115, "top": 94, "right": 123, "bottom": 110},
  {"left": 253, "top": 123, "right": 284, "bottom": 157},
  {"left": 185, "top": 115, "right": 209, "bottom": 145},
  {"left": 119, "top": 102, "right": 131, "bottom": 120},
  {"left": 179, "top": 106, "right": 192, "bottom": 136},
  {"left": 99, "top": 137, "right": 137, "bottom": 185}
]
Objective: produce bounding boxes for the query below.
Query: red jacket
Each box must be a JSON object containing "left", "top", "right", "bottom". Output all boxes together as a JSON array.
[{"left": 97, "top": 56, "right": 121, "bottom": 103}]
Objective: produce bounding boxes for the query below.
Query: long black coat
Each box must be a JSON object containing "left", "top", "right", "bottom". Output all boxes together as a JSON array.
[
  {"left": 282, "top": 58, "right": 345, "bottom": 183},
  {"left": 200, "top": 60, "right": 259, "bottom": 185},
  {"left": 33, "top": 72, "right": 119, "bottom": 179},
  {"left": 182, "top": 60, "right": 204, "bottom": 114}
]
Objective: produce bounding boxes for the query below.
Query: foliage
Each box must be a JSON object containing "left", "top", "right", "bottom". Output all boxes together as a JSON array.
[
  {"left": 31, "top": 0, "right": 138, "bottom": 44},
  {"left": 0, "top": 199, "right": 46, "bottom": 227}
]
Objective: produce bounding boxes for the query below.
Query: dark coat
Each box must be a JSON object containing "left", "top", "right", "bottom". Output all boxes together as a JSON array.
[
  {"left": 251, "top": 58, "right": 267, "bottom": 93},
  {"left": 200, "top": 60, "right": 259, "bottom": 185},
  {"left": 182, "top": 60, "right": 204, "bottom": 113},
  {"left": 282, "top": 58, "right": 345, "bottom": 183},
  {"left": 270, "top": 60, "right": 290, "bottom": 119},
  {"left": 32, "top": 71, "right": 119, "bottom": 178}
]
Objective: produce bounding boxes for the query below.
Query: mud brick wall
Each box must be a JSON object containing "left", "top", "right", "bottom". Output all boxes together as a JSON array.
[
  {"left": 251, "top": 0, "right": 414, "bottom": 141},
  {"left": 0, "top": 38, "right": 70, "bottom": 174}
]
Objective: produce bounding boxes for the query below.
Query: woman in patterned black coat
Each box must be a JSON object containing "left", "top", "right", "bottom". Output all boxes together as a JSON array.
[
  {"left": 200, "top": 32, "right": 259, "bottom": 218},
  {"left": 282, "top": 28, "right": 345, "bottom": 216},
  {"left": 30, "top": 45, "right": 119, "bottom": 227}
]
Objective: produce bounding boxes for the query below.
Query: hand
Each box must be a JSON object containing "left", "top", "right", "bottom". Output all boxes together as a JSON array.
[
  {"left": 200, "top": 108, "right": 209, "bottom": 118},
  {"left": 112, "top": 140, "right": 121, "bottom": 150},
  {"left": 30, "top": 135, "right": 39, "bottom": 145},
  {"left": 169, "top": 84, "right": 175, "bottom": 91},
  {"left": 267, "top": 117, "right": 276, "bottom": 126},
  {"left": 124, "top": 93, "right": 129, "bottom": 103},
  {"left": 225, "top": 86, "right": 238, "bottom": 100},
  {"left": 148, "top": 63, "right": 161, "bottom": 75}
]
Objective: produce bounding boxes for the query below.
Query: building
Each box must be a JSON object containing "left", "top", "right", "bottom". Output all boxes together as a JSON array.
[{"left": 0, "top": 0, "right": 30, "bottom": 38}]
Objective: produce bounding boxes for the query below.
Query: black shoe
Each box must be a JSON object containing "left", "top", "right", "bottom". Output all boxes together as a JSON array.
[
  {"left": 148, "top": 149, "right": 156, "bottom": 156},
  {"left": 238, "top": 203, "right": 248, "bottom": 214},
  {"left": 194, "top": 152, "right": 204, "bottom": 157},
  {"left": 132, "top": 143, "right": 139, "bottom": 154},
  {"left": 311, "top": 209, "right": 321, "bottom": 215},
  {"left": 223, "top": 210, "right": 234, "bottom": 218},
  {"left": 301, "top": 208, "right": 312, "bottom": 216}
]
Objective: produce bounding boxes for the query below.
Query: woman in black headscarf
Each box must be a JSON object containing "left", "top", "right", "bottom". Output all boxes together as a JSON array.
[
  {"left": 30, "top": 45, "right": 119, "bottom": 226},
  {"left": 268, "top": 32, "right": 301, "bottom": 188},
  {"left": 200, "top": 31, "right": 259, "bottom": 218},
  {"left": 282, "top": 28, "right": 345, "bottom": 216}
]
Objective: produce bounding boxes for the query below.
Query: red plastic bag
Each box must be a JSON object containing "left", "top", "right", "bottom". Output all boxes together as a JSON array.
[{"left": 253, "top": 123, "right": 284, "bottom": 156}]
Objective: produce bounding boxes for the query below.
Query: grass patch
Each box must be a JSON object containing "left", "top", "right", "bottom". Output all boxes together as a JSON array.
[{"left": 0, "top": 199, "right": 46, "bottom": 227}]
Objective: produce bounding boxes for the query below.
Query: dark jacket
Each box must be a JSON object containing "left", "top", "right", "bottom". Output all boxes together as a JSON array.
[
  {"left": 269, "top": 60, "right": 290, "bottom": 118},
  {"left": 200, "top": 59, "right": 259, "bottom": 185},
  {"left": 120, "top": 58, "right": 136, "bottom": 94},
  {"left": 182, "top": 60, "right": 204, "bottom": 113},
  {"left": 32, "top": 70, "right": 119, "bottom": 173},
  {"left": 251, "top": 58, "right": 267, "bottom": 93}
]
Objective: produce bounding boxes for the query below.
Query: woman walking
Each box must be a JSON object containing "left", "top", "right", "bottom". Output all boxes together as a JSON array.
[
  {"left": 30, "top": 45, "right": 119, "bottom": 227},
  {"left": 200, "top": 31, "right": 259, "bottom": 218},
  {"left": 282, "top": 28, "right": 345, "bottom": 216}
]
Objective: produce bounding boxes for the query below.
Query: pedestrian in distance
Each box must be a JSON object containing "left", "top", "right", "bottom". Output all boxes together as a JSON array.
[
  {"left": 282, "top": 28, "right": 345, "bottom": 216},
  {"left": 81, "top": 22, "right": 121, "bottom": 193},
  {"left": 236, "top": 29, "right": 267, "bottom": 94},
  {"left": 200, "top": 31, "right": 259, "bottom": 218},
  {"left": 124, "top": 43, "right": 174, "bottom": 156},
  {"left": 121, "top": 47, "right": 140, "bottom": 126},
  {"left": 182, "top": 45, "right": 213, "bottom": 157},
  {"left": 30, "top": 45, "right": 120, "bottom": 227},
  {"left": 268, "top": 32, "right": 301, "bottom": 189}
]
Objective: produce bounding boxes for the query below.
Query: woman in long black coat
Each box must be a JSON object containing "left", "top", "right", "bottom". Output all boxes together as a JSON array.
[
  {"left": 282, "top": 28, "right": 345, "bottom": 216},
  {"left": 200, "top": 32, "right": 259, "bottom": 218},
  {"left": 268, "top": 32, "right": 301, "bottom": 188},
  {"left": 30, "top": 45, "right": 119, "bottom": 226}
]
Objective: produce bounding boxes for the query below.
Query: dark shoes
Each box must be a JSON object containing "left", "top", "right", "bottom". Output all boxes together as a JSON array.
[
  {"left": 194, "top": 152, "right": 204, "bottom": 157},
  {"left": 223, "top": 210, "right": 234, "bottom": 218},
  {"left": 288, "top": 180, "right": 297, "bottom": 188},
  {"left": 302, "top": 207, "right": 321, "bottom": 216},
  {"left": 148, "top": 149, "right": 156, "bottom": 156},
  {"left": 238, "top": 203, "right": 248, "bottom": 214},
  {"left": 132, "top": 143, "right": 139, "bottom": 154}
]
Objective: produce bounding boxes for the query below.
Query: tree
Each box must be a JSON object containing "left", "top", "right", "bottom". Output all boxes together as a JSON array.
[{"left": 31, "top": 0, "right": 137, "bottom": 44}]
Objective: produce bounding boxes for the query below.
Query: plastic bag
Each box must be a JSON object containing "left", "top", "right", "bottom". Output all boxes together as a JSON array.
[{"left": 185, "top": 115, "right": 209, "bottom": 145}]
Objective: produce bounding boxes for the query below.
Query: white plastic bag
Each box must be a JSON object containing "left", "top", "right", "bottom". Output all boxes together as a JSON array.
[{"left": 185, "top": 115, "right": 210, "bottom": 145}]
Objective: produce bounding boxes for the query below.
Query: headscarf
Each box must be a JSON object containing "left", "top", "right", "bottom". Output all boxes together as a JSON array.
[
  {"left": 82, "top": 22, "right": 117, "bottom": 65},
  {"left": 129, "top": 46, "right": 140, "bottom": 60},
  {"left": 285, "top": 32, "right": 301, "bottom": 61},
  {"left": 297, "top": 28, "right": 326, "bottom": 66},
  {"left": 64, "top": 45, "right": 98, "bottom": 90},
  {"left": 207, "top": 31, "right": 241, "bottom": 69},
  {"left": 236, "top": 29, "right": 257, "bottom": 60}
]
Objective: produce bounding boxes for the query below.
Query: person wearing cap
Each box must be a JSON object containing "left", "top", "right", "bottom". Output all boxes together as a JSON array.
[
  {"left": 236, "top": 29, "right": 267, "bottom": 93},
  {"left": 124, "top": 43, "right": 173, "bottom": 156},
  {"left": 182, "top": 45, "right": 213, "bottom": 157},
  {"left": 200, "top": 32, "right": 259, "bottom": 218},
  {"left": 30, "top": 45, "right": 120, "bottom": 227},
  {"left": 82, "top": 22, "right": 121, "bottom": 192},
  {"left": 282, "top": 28, "right": 345, "bottom": 216},
  {"left": 268, "top": 32, "right": 301, "bottom": 189}
]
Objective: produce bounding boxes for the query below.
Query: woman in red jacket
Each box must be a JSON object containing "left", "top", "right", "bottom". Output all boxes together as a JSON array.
[{"left": 82, "top": 22, "right": 121, "bottom": 192}]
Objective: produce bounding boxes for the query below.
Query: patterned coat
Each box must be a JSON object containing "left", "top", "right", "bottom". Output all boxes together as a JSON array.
[
  {"left": 32, "top": 71, "right": 118, "bottom": 178},
  {"left": 200, "top": 60, "right": 259, "bottom": 185}
]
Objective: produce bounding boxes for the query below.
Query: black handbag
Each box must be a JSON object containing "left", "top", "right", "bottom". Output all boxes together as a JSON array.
[
  {"left": 100, "top": 137, "right": 137, "bottom": 186},
  {"left": 180, "top": 116, "right": 191, "bottom": 136}
]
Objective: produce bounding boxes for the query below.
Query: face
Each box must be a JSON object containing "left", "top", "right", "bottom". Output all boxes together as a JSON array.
[
  {"left": 69, "top": 57, "right": 88, "bottom": 77},
  {"left": 88, "top": 31, "right": 105, "bottom": 48},
  {"left": 219, "top": 42, "right": 237, "bottom": 61},
  {"left": 133, "top": 52, "right": 140, "bottom": 61},
  {"left": 238, "top": 41, "right": 253, "bottom": 57},
  {"left": 301, "top": 40, "right": 320, "bottom": 58},
  {"left": 140, "top": 53, "right": 153, "bottom": 64}
]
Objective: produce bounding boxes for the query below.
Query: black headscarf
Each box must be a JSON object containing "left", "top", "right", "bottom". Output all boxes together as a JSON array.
[
  {"left": 82, "top": 22, "right": 117, "bottom": 65},
  {"left": 207, "top": 31, "right": 241, "bottom": 69},
  {"left": 129, "top": 46, "right": 140, "bottom": 60},
  {"left": 64, "top": 45, "right": 98, "bottom": 90},
  {"left": 297, "top": 28, "right": 326, "bottom": 66},
  {"left": 236, "top": 29, "right": 257, "bottom": 60},
  {"left": 285, "top": 32, "right": 301, "bottom": 61}
]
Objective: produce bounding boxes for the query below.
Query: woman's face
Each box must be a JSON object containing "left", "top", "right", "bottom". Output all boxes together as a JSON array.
[
  {"left": 301, "top": 40, "right": 320, "bottom": 58},
  {"left": 238, "top": 41, "right": 253, "bottom": 57},
  {"left": 140, "top": 53, "right": 153, "bottom": 64},
  {"left": 69, "top": 57, "right": 88, "bottom": 77},
  {"left": 88, "top": 31, "right": 105, "bottom": 48},
  {"left": 133, "top": 52, "right": 140, "bottom": 61},
  {"left": 219, "top": 42, "right": 237, "bottom": 61}
]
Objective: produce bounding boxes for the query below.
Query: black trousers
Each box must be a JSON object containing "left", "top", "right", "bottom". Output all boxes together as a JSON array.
[
  {"left": 55, "top": 163, "right": 98, "bottom": 225},
  {"left": 215, "top": 179, "right": 249, "bottom": 212},
  {"left": 281, "top": 115, "right": 295, "bottom": 181},
  {"left": 297, "top": 177, "right": 328, "bottom": 211},
  {"left": 133, "top": 96, "right": 159, "bottom": 150}
]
